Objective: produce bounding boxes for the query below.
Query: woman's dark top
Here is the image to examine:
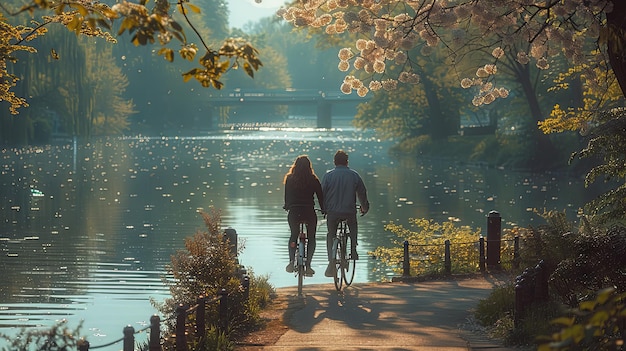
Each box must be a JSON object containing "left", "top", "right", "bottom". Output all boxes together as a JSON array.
[{"left": 284, "top": 175, "right": 324, "bottom": 211}]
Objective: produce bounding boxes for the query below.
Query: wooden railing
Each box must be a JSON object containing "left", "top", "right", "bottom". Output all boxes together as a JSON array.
[
  {"left": 77, "top": 277, "right": 249, "bottom": 351},
  {"left": 400, "top": 211, "right": 521, "bottom": 277},
  {"left": 78, "top": 225, "right": 247, "bottom": 351}
]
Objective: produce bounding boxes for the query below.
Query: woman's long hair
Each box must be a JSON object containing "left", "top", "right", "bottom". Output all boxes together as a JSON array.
[{"left": 283, "top": 155, "right": 319, "bottom": 188}]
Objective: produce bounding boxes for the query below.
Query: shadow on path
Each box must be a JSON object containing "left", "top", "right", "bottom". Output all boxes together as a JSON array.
[{"left": 270, "top": 273, "right": 517, "bottom": 350}]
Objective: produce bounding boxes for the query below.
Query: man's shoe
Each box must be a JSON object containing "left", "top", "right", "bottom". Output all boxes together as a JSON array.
[
  {"left": 305, "top": 267, "right": 315, "bottom": 277},
  {"left": 285, "top": 261, "right": 294, "bottom": 273},
  {"left": 350, "top": 250, "right": 359, "bottom": 260},
  {"left": 324, "top": 264, "right": 335, "bottom": 277}
]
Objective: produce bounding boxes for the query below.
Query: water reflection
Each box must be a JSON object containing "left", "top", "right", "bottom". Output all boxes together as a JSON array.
[{"left": 0, "top": 124, "right": 602, "bottom": 348}]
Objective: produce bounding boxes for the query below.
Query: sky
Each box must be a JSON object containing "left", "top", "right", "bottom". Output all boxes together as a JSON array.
[{"left": 228, "top": 0, "right": 285, "bottom": 28}]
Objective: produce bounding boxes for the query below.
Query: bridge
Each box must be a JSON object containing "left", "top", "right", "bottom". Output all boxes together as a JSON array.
[{"left": 207, "top": 89, "right": 370, "bottom": 128}]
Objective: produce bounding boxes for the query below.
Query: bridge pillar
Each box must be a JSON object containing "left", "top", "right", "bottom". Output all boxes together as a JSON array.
[
  {"left": 206, "top": 108, "right": 214, "bottom": 130},
  {"left": 317, "top": 101, "right": 332, "bottom": 128}
]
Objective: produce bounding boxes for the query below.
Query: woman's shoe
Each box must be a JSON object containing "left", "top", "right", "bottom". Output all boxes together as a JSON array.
[
  {"left": 305, "top": 267, "right": 315, "bottom": 277},
  {"left": 285, "top": 261, "right": 295, "bottom": 273},
  {"left": 324, "top": 264, "right": 334, "bottom": 277}
]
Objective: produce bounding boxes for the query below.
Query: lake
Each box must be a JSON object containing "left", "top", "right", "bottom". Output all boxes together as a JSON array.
[{"left": 0, "top": 119, "right": 600, "bottom": 348}]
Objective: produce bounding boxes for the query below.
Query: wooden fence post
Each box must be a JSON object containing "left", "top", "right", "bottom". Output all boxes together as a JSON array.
[
  {"left": 149, "top": 315, "right": 161, "bottom": 351},
  {"left": 242, "top": 275, "right": 250, "bottom": 302},
  {"left": 444, "top": 240, "right": 451, "bottom": 274},
  {"left": 486, "top": 211, "right": 502, "bottom": 270},
  {"left": 403, "top": 240, "right": 410, "bottom": 276},
  {"left": 513, "top": 236, "right": 520, "bottom": 269},
  {"left": 77, "top": 339, "right": 89, "bottom": 351},
  {"left": 196, "top": 295, "right": 206, "bottom": 338},
  {"left": 218, "top": 288, "right": 228, "bottom": 334},
  {"left": 123, "top": 325, "right": 135, "bottom": 351},
  {"left": 479, "top": 237, "right": 485, "bottom": 272},
  {"left": 176, "top": 304, "right": 188, "bottom": 351}
]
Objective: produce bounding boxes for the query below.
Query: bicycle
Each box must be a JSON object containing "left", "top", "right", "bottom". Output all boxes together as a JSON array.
[
  {"left": 330, "top": 216, "right": 357, "bottom": 291},
  {"left": 294, "top": 220, "right": 309, "bottom": 295},
  {"left": 288, "top": 209, "right": 321, "bottom": 296}
]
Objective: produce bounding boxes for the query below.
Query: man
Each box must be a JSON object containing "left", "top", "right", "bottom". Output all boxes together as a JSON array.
[{"left": 321, "top": 150, "right": 370, "bottom": 277}]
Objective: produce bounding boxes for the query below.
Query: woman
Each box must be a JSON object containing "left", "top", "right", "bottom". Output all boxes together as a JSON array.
[{"left": 283, "top": 155, "right": 324, "bottom": 276}]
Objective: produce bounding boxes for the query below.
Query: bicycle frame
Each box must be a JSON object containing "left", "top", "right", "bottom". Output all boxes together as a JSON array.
[
  {"left": 296, "top": 221, "right": 307, "bottom": 295},
  {"left": 288, "top": 208, "right": 321, "bottom": 296},
  {"left": 331, "top": 217, "right": 356, "bottom": 291}
]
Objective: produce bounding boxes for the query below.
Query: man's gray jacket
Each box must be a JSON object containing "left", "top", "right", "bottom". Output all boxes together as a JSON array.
[{"left": 321, "top": 165, "right": 369, "bottom": 215}]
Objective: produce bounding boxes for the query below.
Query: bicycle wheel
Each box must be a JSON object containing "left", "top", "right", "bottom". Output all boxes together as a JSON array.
[
  {"left": 297, "top": 230, "right": 306, "bottom": 295},
  {"left": 342, "top": 226, "right": 356, "bottom": 286},
  {"left": 332, "top": 237, "right": 343, "bottom": 291}
]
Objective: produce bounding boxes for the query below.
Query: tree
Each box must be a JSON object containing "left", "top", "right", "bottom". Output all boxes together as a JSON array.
[
  {"left": 278, "top": 0, "right": 626, "bottom": 139},
  {"left": 0, "top": 0, "right": 262, "bottom": 115},
  {"left": 280, "top": 0, "right": 626, "bottom": 212},
  {"left": 280, "top": 1, "right": 623, "bottom": 103}
]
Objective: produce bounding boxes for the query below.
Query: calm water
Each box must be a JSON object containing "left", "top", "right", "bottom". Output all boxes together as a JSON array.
[{"left": 0, "top": 120, "right": 600, "bottom": 348}]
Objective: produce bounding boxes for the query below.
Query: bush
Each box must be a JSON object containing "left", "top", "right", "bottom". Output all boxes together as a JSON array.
[
  {"left": 475, "top": 284, "right": 515, "bottom": 326},
  {"left": 0, "top": 321, "right": 85, "bottom": 351},
  {"left": 156, "top": 207, "right": 275, "bottom": 349},
  {"left": 371, "top": 218, "right": 483, "bottom": 277},
  {"left": 475, "top": 283, "right": 562, "bottom": 347},
  {"left": 475, "top": 211, "right": 626, "bottom": 348},
  {"left": 537, "top": 288, "right": 626, "bottom": 351}
]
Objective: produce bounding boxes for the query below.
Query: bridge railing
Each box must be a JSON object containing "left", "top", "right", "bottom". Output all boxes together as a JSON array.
[{"left": 208, "top": 89, "right": 368, "bottom": 101}]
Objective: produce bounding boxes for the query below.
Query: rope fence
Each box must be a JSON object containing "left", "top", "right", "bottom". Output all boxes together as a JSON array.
[
  {"left": 77, "top": 229, "right": 248, "bottom": 351},
  {"left": 77, "top": 278, "right": 249, "bottom": 351}
]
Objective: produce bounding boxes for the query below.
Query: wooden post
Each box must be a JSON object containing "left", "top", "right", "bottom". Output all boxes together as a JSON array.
[
  {"left": 218, "top": 288, "right": 228, "bottom": 334},
  {"left": 242, "top": 276, "right": 250, "bottom": 302},
  {"left": 77, "top": 339, "right": 89, "bottom": 351},
  {"left": 403, "top": 240, "right": 410, "bottom": 276},
  {"left": 176, "top": 304, "right": 188, "bottom": 351},
  {"left": 223, "top": 228, "right": 238, "bottom": 257},
  {"left": 444, "top": 240, "right": 451, "bottom": 275},
  {"left": 534, "top": 260, "right": 549, "bottom": 302},
  {"left": 479, "top": 237, "right": 485, "bottom": 272},
  {"left": 486, "top": 211, "right": 502, "bottom": 270},
  {"left": 149, "top": 315, "right": 161, "bottom": 351},
  {"left": 196, "top": 296, "right": 206, "bottom": 338},
  {"left": 513, "top": 236, "right": 520, "bottom": 269},
  {"left": 123, "top": 325, "right": 135, "bottom": 351}
]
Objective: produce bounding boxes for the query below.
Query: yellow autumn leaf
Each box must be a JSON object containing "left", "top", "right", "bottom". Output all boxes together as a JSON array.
[
  {"left": 67, "top": 15, "right": 82, "bottom": 32},
  {"left": 69, "top": 3, "right": 89, "bottom": 17},
  {"left": 186, "top": 3, "right": 201, "bottom": 13}
]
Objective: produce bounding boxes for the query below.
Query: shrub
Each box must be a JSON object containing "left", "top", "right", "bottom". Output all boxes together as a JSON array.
[
  {"left": 537, "top": 288, "right": 626, "bottom": 351},
  {"left": 192, "top": 327, "right": 234, "bottom": 351},
  {"left": 475, "top": 211, "right": 626, "bottom": 348},
  {"left": 0, "top": 321, "right": 85, "bottom": 351},
  {"left": 550, "top": 225, "right": 626, "bottom": 307},
  {"left": 371, "top": 218, "right": 483, "bottom": 277},
  {"left": 156, "top": 207, "right": 274, "bottom": 349},
  {"left": 475, "top": 284, "right": 515, "bottom": 326},
  {"left": 475, "top": 283, "right": 563, "bottom": 347}
]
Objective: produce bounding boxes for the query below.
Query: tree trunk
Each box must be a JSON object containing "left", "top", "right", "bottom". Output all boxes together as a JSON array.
[
  {"left": 421, "top": 74, "right": 447, "bottom": 140},
  {"left": 606, "top": 2, "right": 626, "bottom": 99},
  {"left": 512, "top": 61, "right": 557, "bottom": 170}
]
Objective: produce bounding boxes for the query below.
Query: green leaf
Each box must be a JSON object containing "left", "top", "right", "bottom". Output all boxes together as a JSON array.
[
  {"left": 551, "top": 317, "right": 575, "bottom": 327},
  {"left": 170, "top": 20, "right": 183, "bottom": 32},
  {"left": 579, "top": 300, "right": 597, "bottom": 311}
]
